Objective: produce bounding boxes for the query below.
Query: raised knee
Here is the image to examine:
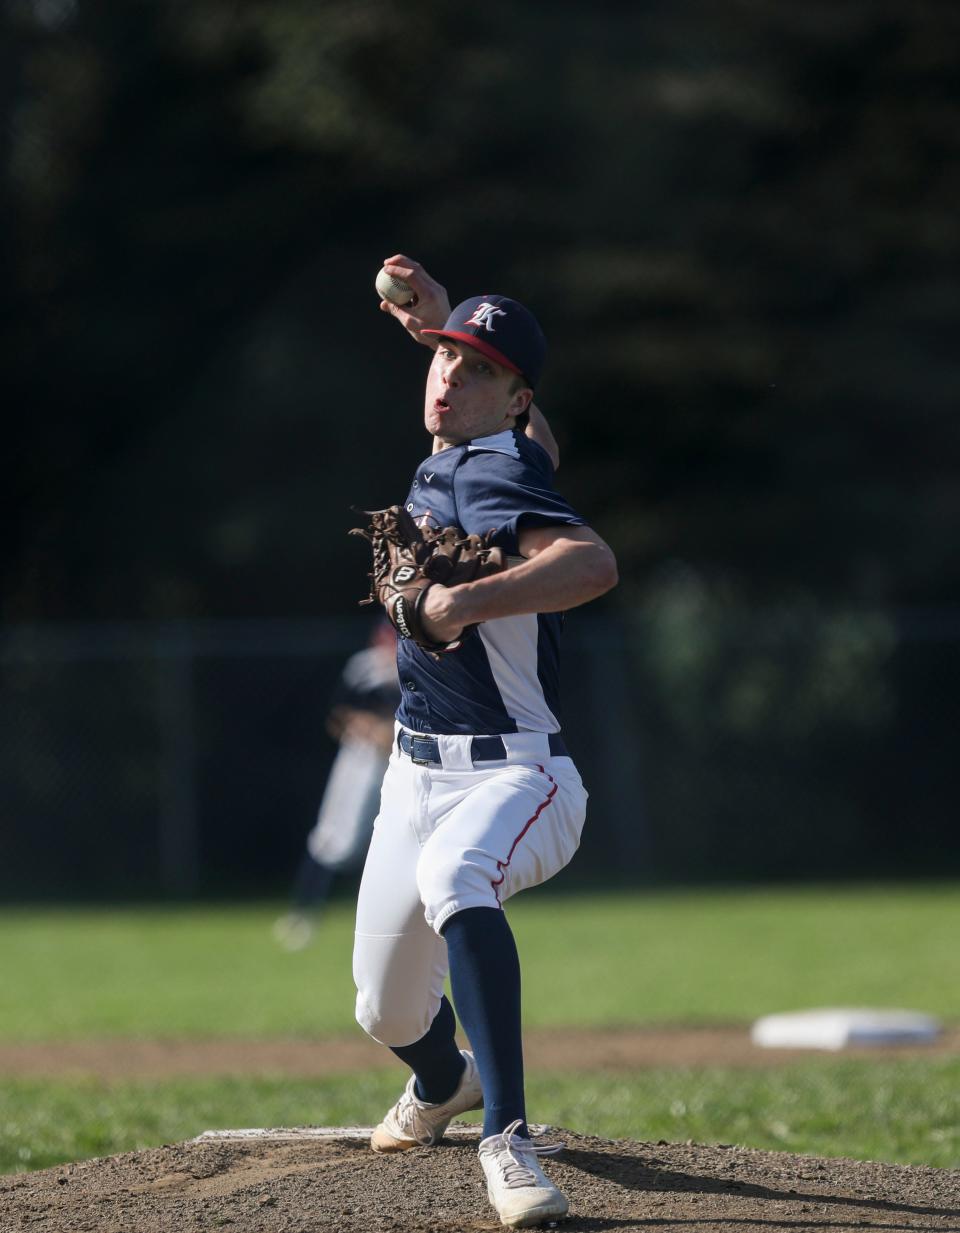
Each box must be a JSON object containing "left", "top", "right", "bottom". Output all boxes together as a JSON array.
[{"left": 354, "top": 990, "right": 435, "bottom": 1048}]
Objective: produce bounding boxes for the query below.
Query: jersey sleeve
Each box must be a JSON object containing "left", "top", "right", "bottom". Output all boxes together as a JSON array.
[{"left": 453, "top": 445, "right": 586, "bottom": 556}]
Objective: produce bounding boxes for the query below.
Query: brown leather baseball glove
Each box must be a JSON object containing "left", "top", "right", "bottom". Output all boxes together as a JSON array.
[{"left": 349, "top": 505, "right": 505, "bottom": 655}]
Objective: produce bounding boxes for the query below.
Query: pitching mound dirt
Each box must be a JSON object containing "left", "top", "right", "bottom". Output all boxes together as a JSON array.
[{"left": 3, "top": 1125, "right": 959, "bottom": 1233}]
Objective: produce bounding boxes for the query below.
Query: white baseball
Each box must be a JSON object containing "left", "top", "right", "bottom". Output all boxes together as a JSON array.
[{"left": 376, "top": 268, "right": 418, "bottom": 307}]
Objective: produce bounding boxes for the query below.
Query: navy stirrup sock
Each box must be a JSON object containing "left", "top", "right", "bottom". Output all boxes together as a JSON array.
[
  {"left": 442, "top": 906, "right": 527, "bottom": 1139},
  {"left": 389, "top": 995, "right": 465, "bottom": 1104}
]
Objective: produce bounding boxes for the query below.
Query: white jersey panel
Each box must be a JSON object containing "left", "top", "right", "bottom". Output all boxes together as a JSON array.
[
  {"left": 466, "top": 430, "right": 521, "bottom": 460},
  {"left": 478, "top": 615, "right": 560, "bottom": 733}
]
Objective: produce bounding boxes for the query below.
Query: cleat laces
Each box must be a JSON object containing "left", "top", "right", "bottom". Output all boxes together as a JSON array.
[
  {"left": 385, "top": 1089, "right": 435, "bottom": 1145},
  {"left": 493, "top": 1120, "right": 564, "bottom": 1188}
]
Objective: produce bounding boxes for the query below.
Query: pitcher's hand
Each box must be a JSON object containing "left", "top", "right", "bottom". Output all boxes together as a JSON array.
[{"left": 378, "top": 254, "right": 451, "bottom": 348}]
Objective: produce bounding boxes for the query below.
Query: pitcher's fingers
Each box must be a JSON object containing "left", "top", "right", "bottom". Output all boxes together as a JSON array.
[
  {"left": 383, "top": 256, "right": 444, "bottom": 302},
  {"left": 382, "top": 254, "right": 420, "bottom": 279}
]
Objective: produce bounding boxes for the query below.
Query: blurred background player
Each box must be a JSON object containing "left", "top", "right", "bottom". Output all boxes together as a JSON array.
[{"left": 273, "top": 620, "right": 400, "bottom": 950}]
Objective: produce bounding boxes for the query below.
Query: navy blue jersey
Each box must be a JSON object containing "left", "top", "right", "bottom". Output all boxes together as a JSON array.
[{"left": 395, "top": 428, "right": 585, "bottom": 735}]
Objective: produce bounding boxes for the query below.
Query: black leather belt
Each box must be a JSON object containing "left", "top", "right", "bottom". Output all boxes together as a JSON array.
[{"left": 398, "top": 730, "right": 567, "bottom": 765}]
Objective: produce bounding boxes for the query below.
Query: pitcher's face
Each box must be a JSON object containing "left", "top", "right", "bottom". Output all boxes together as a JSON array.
[{"left": 424, "top": 340, "right": 531, "bottom": 445}]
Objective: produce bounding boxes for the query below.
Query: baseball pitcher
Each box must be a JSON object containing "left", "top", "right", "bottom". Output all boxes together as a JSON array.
[{"left": 351, "top": 255, "right": 618, "bottom": 1228}]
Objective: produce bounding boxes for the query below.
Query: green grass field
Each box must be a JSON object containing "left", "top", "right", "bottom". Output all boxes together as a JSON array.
[{"left": 1, "top": 884, "right": 958, "bottom": 1174}]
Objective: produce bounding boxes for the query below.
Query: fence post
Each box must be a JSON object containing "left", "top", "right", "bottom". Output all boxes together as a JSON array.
[{"left": 155, "top": 626, "right": 200, "bottom": 897}]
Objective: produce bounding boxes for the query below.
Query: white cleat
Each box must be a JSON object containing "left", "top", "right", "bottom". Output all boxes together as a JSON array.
[
  {"left": 370, "top": 1049, "right": 483, "bottom": 1152},
  {"left": 478, "top": 1119, "right": 568, "bottom": 1228}
]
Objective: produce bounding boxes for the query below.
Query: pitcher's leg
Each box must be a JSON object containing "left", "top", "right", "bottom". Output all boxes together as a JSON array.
[
  {"left": 442, "top": 906, "right": 526, "bottom": 1137},
  {"left": 389, "top": 994, "right": 464, "bottom": 1102},
  {"left": 352, "top": 758, "right": 449, "bottom": 1047},
  {"left": 353, "top": 756, "right": 478, "bottom": 1150},
  {"left": 415, "top": 759, "right": 587, "bottom": 1142}
]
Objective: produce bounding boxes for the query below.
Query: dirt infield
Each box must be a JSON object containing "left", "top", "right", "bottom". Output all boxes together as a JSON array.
[
  {"left": 2, "top": 1024, "right": 959, "bottom": 1078},
  {"left": 4, "top": 1124, "right": 959, "bottom": 1233}
]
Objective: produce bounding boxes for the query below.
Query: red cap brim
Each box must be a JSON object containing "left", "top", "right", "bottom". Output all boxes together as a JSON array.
[{"left": 421, "top": 330, "right": 525, "bottom": 379}]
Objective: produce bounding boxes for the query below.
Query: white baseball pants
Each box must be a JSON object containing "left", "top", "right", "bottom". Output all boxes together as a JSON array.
[{"left": 353, "top": 728, "right": 588, "bottom": 1047}]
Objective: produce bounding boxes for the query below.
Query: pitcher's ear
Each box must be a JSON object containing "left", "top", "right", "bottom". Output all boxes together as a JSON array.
[{"left": 509, "top": 386, "right": 534, "bottom": 418}]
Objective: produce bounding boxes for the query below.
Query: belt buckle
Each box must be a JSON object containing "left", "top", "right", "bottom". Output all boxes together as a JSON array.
[{"left": 410, "top": 736, "right": 437, "bottom": 766}]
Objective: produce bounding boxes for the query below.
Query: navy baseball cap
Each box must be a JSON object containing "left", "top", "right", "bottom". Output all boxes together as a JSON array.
[{"left": 422, "top": 294, "right": 546, "bottom": 388}]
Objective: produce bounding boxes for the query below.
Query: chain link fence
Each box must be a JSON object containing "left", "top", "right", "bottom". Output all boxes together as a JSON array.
[{"left": 1, "top": 607, "right": 956, "bottom": 899}]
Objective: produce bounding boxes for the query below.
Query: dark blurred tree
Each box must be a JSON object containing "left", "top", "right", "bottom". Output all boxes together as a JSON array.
[
  {"left": 3, "top": 0, "right": 452, "bottom": 613},
  {"left": 3, "top": 0, "right": 959, "bottom": 619},
  {"left": 3, "top": 0, "right": 959, "bottom": 886}
]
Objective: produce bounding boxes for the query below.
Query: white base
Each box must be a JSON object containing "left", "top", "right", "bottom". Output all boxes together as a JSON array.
[{"left": 751, "top": 1007, "right": 941, "bottom": 1050}]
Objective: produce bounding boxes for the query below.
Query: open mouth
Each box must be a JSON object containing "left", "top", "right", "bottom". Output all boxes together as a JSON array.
[{"left": 434, "top": 398, "right": 450, "bottom": 413}]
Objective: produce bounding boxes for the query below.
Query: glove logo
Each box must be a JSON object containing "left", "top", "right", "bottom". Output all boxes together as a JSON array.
[
  {"left": 393, "top": 565, "right": 417, "bottom": 584},
  {"left": 393, "top": 596, "right": 413, "bottom": 640},
  {"left": 465, "top": 302, "right": 506, "bottom": 332}
]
